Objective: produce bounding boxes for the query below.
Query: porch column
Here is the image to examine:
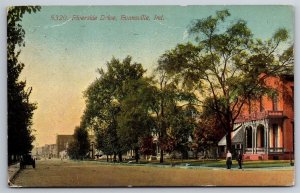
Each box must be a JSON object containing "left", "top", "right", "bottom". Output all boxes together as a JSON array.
[
  {"left": 255, "top": 127, "right": 257, "bottom": 154},
  {"left": 269, "top": 124, "right": 274, "bottom": 150},
  {"left": 252, "top": 127, "right": 254, "bottom": 154},
  {"left": 278, "top": 124, "right": 283, "bottom": 148},
  {"left": 265, "top": 119, "right": 269, "bottom": 154}
]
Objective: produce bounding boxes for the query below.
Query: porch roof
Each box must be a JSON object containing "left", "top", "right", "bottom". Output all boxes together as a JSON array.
[{"left": 218, "top": 127, "right": 244, "bottom": 146}]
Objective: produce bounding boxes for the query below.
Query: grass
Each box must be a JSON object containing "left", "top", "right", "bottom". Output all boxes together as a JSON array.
[{"left": 93, "top": 158, "right": 293, "bottom": 169}]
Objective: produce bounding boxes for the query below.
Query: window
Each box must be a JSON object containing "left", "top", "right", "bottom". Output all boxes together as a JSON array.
[
  {"left": 272, "top": 93, "right": 278, "bottom": 111},
  {"left": 246, "top": 127, "right": 252, "bottom": 148},
  {"left": 260, "top": 96, "right": 264, "bottom": 112},
  {"left": 257, "top": 125, "right": 265, "bottom": 148},
  {"left": 273, "top": 124, "right": 278, "bottom": 148}
]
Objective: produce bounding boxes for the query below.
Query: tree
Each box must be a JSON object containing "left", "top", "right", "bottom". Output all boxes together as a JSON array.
[
  {"left": 67, "top": 126, "right": 90, "bottom": 159},
  {"left": 7, "top": 6, "right": 40, "bottom": 163},
  {"left": 67, "top": 140, "right": 79, "bottom": 160},
  {"left": 82, "top": 56, "right": 146, "bottom": 162},
  {"left": 153, "top": 69, "right": 197, "bottom": 162},
  {"left": 192, "top": 98, "right": 226, "bottom": 158},
  {"left": 117, "top": 78, "right": 157, "bottom": 162},
  {"left": 158, "top": 9, "right": 293, "bottom": 151},
  {"left": 139, "top": 136, "right": 156, "bottom": 159},
  {"left": 162, "top": 104, "right": 197, "bottom": 160}
]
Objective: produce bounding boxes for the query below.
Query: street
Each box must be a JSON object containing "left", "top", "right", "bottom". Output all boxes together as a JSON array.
[{"left": 11, "top": 159, "right": 294, "bottom": 187}]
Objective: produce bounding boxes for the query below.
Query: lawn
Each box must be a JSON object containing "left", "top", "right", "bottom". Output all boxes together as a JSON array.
[{"left": 93, "top": 158, "right": 293, "bottom": 169}]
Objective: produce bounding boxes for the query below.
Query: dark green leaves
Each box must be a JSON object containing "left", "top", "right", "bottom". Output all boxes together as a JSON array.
[
  {"left": 8, "top": 6, "right": 40, "bottom": 162},
  {"left": 67, "top": 126, "right": 90, "bottom": 159},
  {"left": 82, "top": 56, "right": 149, "bottom": 156}
]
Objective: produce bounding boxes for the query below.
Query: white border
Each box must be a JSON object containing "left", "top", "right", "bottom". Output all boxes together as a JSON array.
[{"left": 0, "top": 0, "right": 298, "bottom": 193}]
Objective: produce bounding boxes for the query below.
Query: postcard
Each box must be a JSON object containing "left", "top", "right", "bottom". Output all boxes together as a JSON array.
[{"left": 7, "top": 5, "right": 294, "bottom": 187}]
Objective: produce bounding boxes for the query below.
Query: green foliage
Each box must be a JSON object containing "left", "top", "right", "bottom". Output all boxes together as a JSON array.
[
  {"left": 117, "top": 78, "right": 157, "bottom": 151},
  {"left": 67, "top": 141, "right": 79, "bottom": 160},
  {"left": 158, "top": 9, "right": 293, "bottom": 150},
  {"left": 7, "top": 6, "right": 40, "bottom": 163},
  {"left": 82, "top": 55, "right": 198, "bottom": 162},
  {"left": 82, "top": 56, "right": 148, "bottom": 159},
  {"left": 67, "top": 126, "right": 90, "bottom": 159},
  {"left": 153, "top": 69, "right": 198, "bottom": 162},
  {"left": 164, "top": 105, "right": 197, "bottom": 157}
]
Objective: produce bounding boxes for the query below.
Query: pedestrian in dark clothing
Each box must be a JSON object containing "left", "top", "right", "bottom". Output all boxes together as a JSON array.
[
  {"left": 226, "top": 150, "right": 232, "bottom": 169},
  {"left": 237, "top": 151, "right": 243, "bottom": 169}
]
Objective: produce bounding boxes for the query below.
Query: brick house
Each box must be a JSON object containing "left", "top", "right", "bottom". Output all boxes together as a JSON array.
[{"left": 218, "top": 75, "right": 294, "bottom": 160}]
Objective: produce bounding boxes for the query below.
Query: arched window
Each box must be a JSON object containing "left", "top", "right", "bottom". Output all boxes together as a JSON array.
[
  {"left": 271, "top": 124, "right": 283, "bottom": 148},
  {"left": 257, "top": 124, "right": 265, "bottom": 148},
  {"left": 246, "top": 127, "right": 252, "bottom": 148},
  {"left": 260, "top": 96, "right": 264, "bottom": 112},
  {"left": 272, "top": 93, "right": 278, "bottom": 111}
]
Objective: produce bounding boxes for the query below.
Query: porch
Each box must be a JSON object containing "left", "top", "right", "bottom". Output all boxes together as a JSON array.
[{"left": 218, "top": 117, "right": 286, "bottom": 160}]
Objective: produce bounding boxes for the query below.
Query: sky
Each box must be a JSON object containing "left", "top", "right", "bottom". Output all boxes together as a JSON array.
[{"left": 17, "top": 5, "right": 294, "bottom": 147}]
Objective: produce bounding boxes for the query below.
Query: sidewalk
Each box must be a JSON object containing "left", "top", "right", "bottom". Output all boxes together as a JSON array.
[
  {"left": 8, "top": 162, "right": 20, "bottom": 185},
  {"left": 79, "top": 159, "right": 295, "bottom": 171}
]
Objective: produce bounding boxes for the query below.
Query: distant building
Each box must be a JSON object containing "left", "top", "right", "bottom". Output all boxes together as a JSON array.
[
  {"left": 56, "top": 134, "right": 96, "bottom": 158},
  {"left": 56, "top": 135, "right": 74, "bottom": 157},
  {"left": 47, "top": 144, "right": 57, "bottom": 158},
  {"left": 32, "top": 146, "right": 43, "bottom": 156},
  {"left": 218, "top": 75, "right": 294, "bottom": 160}
]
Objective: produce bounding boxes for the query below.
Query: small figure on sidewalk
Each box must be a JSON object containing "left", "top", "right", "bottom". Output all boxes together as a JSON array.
[
  {"left": 237, "top": 151, "right": 243, "bottom": 169},
  {"left": 226, "top": 150, "right": 232, "bottom": 169}
]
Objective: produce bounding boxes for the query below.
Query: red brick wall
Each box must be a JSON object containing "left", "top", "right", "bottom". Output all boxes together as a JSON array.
[{"left": 235, "top": 75, "right": 294, "bottom": 155}]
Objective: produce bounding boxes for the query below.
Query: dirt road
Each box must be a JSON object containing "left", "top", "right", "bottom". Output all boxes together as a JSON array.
[{"left": 11, "top": 159, "right": 294, "bottom": 187}]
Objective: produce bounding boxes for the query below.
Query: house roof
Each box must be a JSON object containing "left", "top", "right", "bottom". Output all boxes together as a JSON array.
[{"left": 218, "top": 126, "right": 244, "bottom": 146}]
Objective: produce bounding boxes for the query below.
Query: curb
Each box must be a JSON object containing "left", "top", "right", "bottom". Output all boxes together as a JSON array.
[{"left": 8, "top": 163, "right": 21, "bottom": 186}]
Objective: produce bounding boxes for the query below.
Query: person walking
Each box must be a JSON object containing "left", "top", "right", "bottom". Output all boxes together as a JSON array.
[
  {"left": 237, "top": 151, "right": 243, "bottom": 169},
  {"left": 226, "top": 150, "right": 232, "bottom": 169}
]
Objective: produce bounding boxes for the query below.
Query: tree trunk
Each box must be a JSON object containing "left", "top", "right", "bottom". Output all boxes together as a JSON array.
[
  {"left": 113, "top": 153, "right": 117, "bottom": 162},
  {"left": 134, "top": 147, "right": 139, "bottom": 163},
  {"left": 225, "top": 107, "right": 233, "bottom": 152},
  {"left": 159, "top": 77, "right": 166, "bottom": 164},
  {"left": 118, "top": 152, "right": 123, "bottom": 162},
  {"left": 106, "top": 155, "right": 109, "bottom": 162},
  {"left": 160, "top": 149, "right": 164, "bottom": 163},
  {"left": 226, "top": 132, "right": 232, "bottom": 152}
]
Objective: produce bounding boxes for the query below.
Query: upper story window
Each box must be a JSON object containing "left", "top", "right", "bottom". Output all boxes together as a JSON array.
[
  {"left": 260, "top": 96, "right": 264, "bottom": 112},
  {"left": 272, "top": 93, "right": 278, "bottom": 111}
]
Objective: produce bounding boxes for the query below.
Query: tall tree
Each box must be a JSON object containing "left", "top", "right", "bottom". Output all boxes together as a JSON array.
[
  {"left": 158, "top": 9, "right": 293, "bottom": 151},
  {"left": 117, "top": 78, "right": 157, "bottom": 162},
  {"left": 163, "top": 104, "right": 197, "bottom": 159},
  {"left": 153, "top": 69, "right": 197, "bottom": 162},
  {"left": 67, "top": 126, "right": 90, "bottom": 159},
  {"left": 192, "top": 97, "right": 226, "bottom": 158},
  {"left": 82, "top": 56, "right": 146, "bottom": 162},
  {"left": 7, "top": 6, "right": 40, "bottom": 163}
]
